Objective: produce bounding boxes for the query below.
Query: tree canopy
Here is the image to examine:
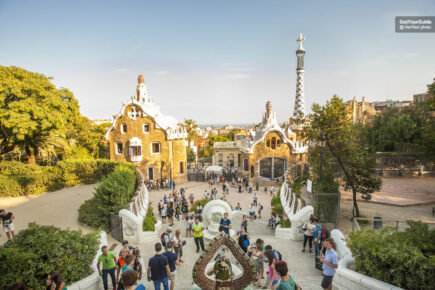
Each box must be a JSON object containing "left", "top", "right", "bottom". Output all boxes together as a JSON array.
[
  {"left": 304, "top": 95, "right": 382, "bottom": 217},
  {"left": 0, "top": 66, "right": 108, "bottom": 163}
]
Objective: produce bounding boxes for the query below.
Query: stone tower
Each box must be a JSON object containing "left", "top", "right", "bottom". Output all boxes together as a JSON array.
[{"left": 293, "top": 33, "right": 306, "bottom": 118}]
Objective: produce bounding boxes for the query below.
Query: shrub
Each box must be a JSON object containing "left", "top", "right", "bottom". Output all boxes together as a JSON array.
[
  {"left": 280, "top": 216, "right": 291, "bottom": 228},
  {"left": 347, "top": 221, "right": 435, "bottom": 289},
  {"left": 78, "top": 163, "right": 136, "bottom": 230},
  {"left": 190, "top": 198, "right": 211, "bottom": 213},
  {"left": 0, "top": 223, "right": 99, "bottom": 290},
  {"left": 0, "top": 174, "right": 25, "bottom": 197},
  {"left": 142, "top": 206, "right": 157, "bottom": 232}
]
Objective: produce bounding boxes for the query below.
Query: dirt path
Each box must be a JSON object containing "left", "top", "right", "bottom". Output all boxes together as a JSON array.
[{"left": 0, "top": 184, "right": 113, "bottom": 245}]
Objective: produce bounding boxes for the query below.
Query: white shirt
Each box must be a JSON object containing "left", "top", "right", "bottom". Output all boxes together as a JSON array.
[
  {"left": 161, "top": 208, "right": 167, "bottom": 216},
  {"left": 249, "top": 206, "right": 255, "bottom": 213}
]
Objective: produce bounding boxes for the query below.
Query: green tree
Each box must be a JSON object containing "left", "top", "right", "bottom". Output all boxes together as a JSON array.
[
  {"left": 0, "top": 66, "right": 81, "bottom": 163},
  {"left": 304, "top": 95, "right": 382, "bottom": 217}
]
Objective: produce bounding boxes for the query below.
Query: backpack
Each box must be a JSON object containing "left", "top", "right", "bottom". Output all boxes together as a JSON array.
[
  {"left": 321, "top": 227, "right": 330, "bottom": 240},
  {"left": 274, "top": 250, "right": 282, "bottom": 261},
  {"left": 160, "top": 232, "right": 169, "bottom": 247}
]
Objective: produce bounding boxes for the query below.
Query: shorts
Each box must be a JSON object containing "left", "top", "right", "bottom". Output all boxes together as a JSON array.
[
  {"left": 321, "top": 275, "right": 334, "bottom": 288},
  {"left": 250, "top": 212, "right": 255, "bottom": 216},
  {"left": 3, "top": 222, "right": 15, "bottom": 233},
  {"left": 169, "top": 270, "right": 177, "bottom": 282}
]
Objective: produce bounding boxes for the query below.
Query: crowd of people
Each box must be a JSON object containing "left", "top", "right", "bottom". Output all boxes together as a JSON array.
[{"left": 3, "top": 174, "right": 339, "bottom": 290}]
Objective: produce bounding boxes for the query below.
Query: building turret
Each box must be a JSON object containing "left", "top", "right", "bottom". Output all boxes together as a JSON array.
[{"left": 293, "top": 33, "right": 306, "bottom": 118}]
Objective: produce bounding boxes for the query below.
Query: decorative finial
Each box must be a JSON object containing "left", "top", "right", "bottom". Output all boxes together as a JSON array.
[
  {"left": 138, "top": 74, "right": 145, "bottom": 84},
  {"left": 296, "top": 33, "right": 305, "bottom": 53}
]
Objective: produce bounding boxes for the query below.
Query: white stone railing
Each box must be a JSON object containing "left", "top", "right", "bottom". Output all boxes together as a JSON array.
[
  {"left": 331, "top": 229, "right": 403, "bottom": 290},
  {"left": 67, "top": 231, "right": 107, "bottom": 290},
  {"left": 120, "top": 169, "right": 161, "bottom": 244},
  {"left": 275, "top": 181, "right": 313, "bottom": 240}
]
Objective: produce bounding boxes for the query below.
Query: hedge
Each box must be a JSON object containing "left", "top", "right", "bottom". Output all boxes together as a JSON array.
[
  {"left": 78, "top": 163, "right": 136, "bottom": 231},
  {"left": 271, "top": 184, "right": 291, "bottom": 228},
  {"left": 0, "top": 223, "right": 99, "bottom": 290},
  {"left": 347, "top": 221, "right": 435, "bottom": 290},
  {"left": 0, "top": 159, "right": 120, "bottom": 197}
]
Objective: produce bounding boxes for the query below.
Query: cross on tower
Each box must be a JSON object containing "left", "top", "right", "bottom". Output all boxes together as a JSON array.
[{"left": 128, "top": 106, "right": 140, "bottom": 120}]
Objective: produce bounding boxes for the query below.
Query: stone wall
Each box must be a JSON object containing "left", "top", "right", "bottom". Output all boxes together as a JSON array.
[
  {"left": 376, "top": 156, "right": 435, "bottom": 177},
  {"left": 276, "top": 180, "right": 313, "bottom": 240}
]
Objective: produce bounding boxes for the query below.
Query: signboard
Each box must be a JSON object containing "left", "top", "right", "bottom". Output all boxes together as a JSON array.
[{"left": 307, "top": 179, "right": 313, "bottom": 193}]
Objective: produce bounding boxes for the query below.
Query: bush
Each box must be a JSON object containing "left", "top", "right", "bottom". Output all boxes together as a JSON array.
[
  {"left": 142, "top": 206, "right": 157, "bottom": 231},
  {"left": 280, "top": 216, "right": 291, "bottom": 228},
  {"left": 78, "top": 163, "right": 136, "bottom": 231},
  {"left": 347, "top": 221, "right": 435, "bottom": 289},
  {"left": 0, "top": 223, "right": 99, "bottom": 290},
  {"left": 190, "top": 199, "right": 211, "bottom": 213},
  {"left": 0, "top": 159, "right": 120, "bottom": 197}
]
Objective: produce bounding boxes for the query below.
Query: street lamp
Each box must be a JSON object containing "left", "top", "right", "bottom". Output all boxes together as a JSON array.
[{"left": 318, "top": 133, "right": 327, "bottom": 184}]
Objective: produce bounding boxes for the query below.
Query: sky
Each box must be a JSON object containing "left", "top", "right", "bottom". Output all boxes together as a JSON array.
[{"left": 0, "top": 0, "right": 434, "bottom": 125}]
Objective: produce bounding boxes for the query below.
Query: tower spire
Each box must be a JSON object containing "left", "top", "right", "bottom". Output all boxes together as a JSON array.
[{"left": 293, "top": 33, "right": 306, "bottom": 118}]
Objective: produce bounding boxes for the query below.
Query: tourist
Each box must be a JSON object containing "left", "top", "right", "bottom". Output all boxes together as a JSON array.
[
  {"left": 120, "top": 240, "right": 135, "bottom": 255},
  {"left": 161, "top": 206, "right": 167, "bottom": 224},
  {"left": 161, "top": 227, "right": 172, "bottom": 251},
  {"left": 189, "top": 193, "right": 195, "bottom": 205},
  {"left": 121, "top": 270, "right": 145, "bottom": 290},
  {"left": 97, "top": 245, "right": 117, "bottom": 290},
  {"left": 219, "top": 212, "right": 232, "bottom": 235},
  {"left": 133, "top": 247, "right": 144, "bottom": 280},
  {"left": 184, "top": 215, "right": 191, "bottom": 237},
  {"left": 273, "top": 215, "right": 280, "bottom": 229},
  {"left": 118, "top": 254, "right": 136, "bottom": 289},
  {"left": 302, "top": 217, "right": 316, "bottom": 253},
  {"left": 241, "top": 215, "right": 248, "bottom": 232},
  {"left": 319, "top": 238, "right": 338, "bottom": 290},
  {"left": 258, "top": 203, "right": 263, "bottom": 218},
  {"left": 172, "top": 229, "right": 184, "bottom": 263},
  {"left": 273, "top": 261, "right": 296, "bottom": 290},
  {"left": 264, "top": 249, "right": 280, "bottom": 289},
  {"left": 173, "top": 181, "right": 176, "bottom": 190},
  {"left": 248, "top": 239, "right": 265, "bottom": 287},
  {"left": 255, "top": 181, "right": 259, "bottom": 191},
  {"left": 147, "top": 243, "right": 171, "bottom": 290},
  {"left": 253, "top": 193, "right": 258, "bottom": 206},
  {"left": 265, "top": 245, "right": 282, "bottom": 261},
  {"left": 0, "top": 209, "right": 16, "bottom": 240},
  {"left": 197, "top": 203, "right": 203, "bottom": 214},
  {"left": 237, "top": 227, "right": 250, "bottom": 253},
  {"left": 175, "top": 204, "right": 181, "bottom": 221},
  {"left": 118, "top": 248, "right": 128, "bottom": 269},
  {"left": 192, "top": 217, "right": 205, "bottom": 252},
  {"left": 268, "top": 213, "right": 276, "bottom": 227},
  {"left": 249, "top": 182, "right": 253, "bottom": 193},
  {"left": 163, "top": 241, "right": 179, "bottom": 290},
  {"left": 158, "top": 201, "right": 162, "bottom": 217},
  {"left": 270, "top": 185, "right": 274, "bottom": 196},
  {"left": 314, "top": 218, "right": 323, "bottom": 256},
  {"left": 249, "top": 204, "right": 255, "bottom": 221},
  {"left": 46, "top": 270, "right": 66, "bottom": 290},
  {"left": 181, "top": 202, "right": 188, "bottom": 218},
  {"left": 264, "top": 184, "right": 267, "bottom": 194},
  {"left": 163, "top": 194, "right": 167, "bottom": 204},
  {"left": 235, "top": 203, "right": 242, "bottom": 211},
  {"left": 238, "top": 182, "right": 242, "bottom": 193}
]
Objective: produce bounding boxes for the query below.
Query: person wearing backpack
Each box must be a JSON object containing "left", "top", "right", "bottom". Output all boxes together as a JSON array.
[
  {"left": 161, "top": 227, "right": 172, "bottom": 251},
  {"left": 314, "top": 218, "right": 323, "bottom": 257},
  {"left": 238, "top": 227, "right": 250, "bottom": 253},
  {"left": 265, "top": 245, "right": 282, "bottom": 261}
]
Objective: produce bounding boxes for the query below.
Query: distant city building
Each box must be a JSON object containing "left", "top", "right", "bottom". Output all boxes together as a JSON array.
[
  {"left": 373, "top": 100, "right": 412, "bottom": 113},
  {"left": 105, "top": 75, "right": 188, "bottom": 183},
  {"left": 345, "top": 97, "right": 377, "bottom": 126},
  {"left": 413, "top": 93, "right": 432, "bottom": 104}
]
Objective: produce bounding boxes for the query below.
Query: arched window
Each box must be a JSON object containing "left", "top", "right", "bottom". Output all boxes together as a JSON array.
[
  {"left": 266, "top": 139, "right": 270, "bottom": 147},
  {"left": 271, "top": 137, "right": 276, "bottom": 149},
  {"left": 277, "top": 139, "right": 281, "bottom": 147}
]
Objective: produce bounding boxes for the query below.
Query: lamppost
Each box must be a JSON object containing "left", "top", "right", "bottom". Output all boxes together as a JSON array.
[{"left": 318, "top": 133, "right": 327, "bottom": 184}]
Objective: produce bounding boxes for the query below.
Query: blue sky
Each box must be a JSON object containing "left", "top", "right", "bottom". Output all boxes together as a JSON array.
[{"left": 0, "top": 0, "right": 434, "bottom": 124}]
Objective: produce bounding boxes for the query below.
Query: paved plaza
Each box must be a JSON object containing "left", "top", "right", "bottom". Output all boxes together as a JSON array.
[{"left": 340, "top": 177, "right": 435, "bottom": 206}]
